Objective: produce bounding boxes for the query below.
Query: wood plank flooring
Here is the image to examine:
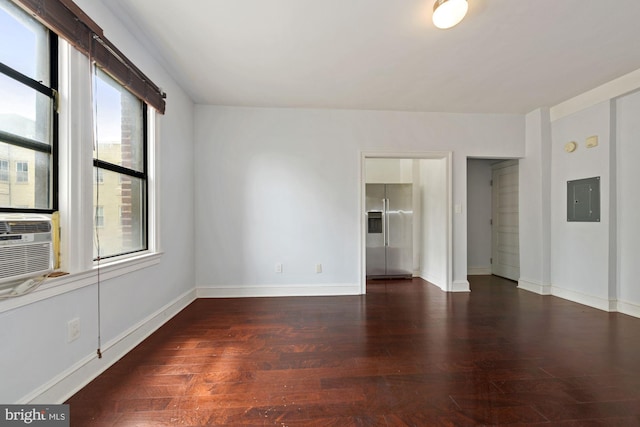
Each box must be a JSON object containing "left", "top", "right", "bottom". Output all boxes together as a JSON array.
[{"left": 67, "top": 276, "right": 640, "bottom": 426}]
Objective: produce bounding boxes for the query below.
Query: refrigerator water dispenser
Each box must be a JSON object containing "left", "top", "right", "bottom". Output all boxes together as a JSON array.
[{"left": 368, "top": 212, "right": 383, "bottom": 233}]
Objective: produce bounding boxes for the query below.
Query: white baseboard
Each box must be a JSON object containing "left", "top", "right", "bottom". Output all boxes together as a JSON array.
[
  {"left": 468, "top": 266, "right": 491, "bottom": 275},
  {"left": 417, "top": 273, "right": 467, "bottom": 292},
  {"left": 616, "top": 299, "right": 640, "bottom": 318},
  {"left": 23, "top": 289, "right": 196, "bottom": 404},
  {"left": 550, "top": 285, "right": 616, "bottom": 312},
  {"left": 451, "top": 280, "right": 471, "bottom": 292},
  {"left": 197, "top": 283, "right": 361, "bottom": 298},
  {"left": 519, "top": 280, "right": 640, "bottom": 319},
  {"left": 418, "top": 271, "right": 447, "bottom": 291},
  {"left": 518, "top": 278, "right": 552, "bottom": 295}
]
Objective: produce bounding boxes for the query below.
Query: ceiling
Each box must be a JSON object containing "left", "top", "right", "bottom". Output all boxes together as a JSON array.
[{"left": 104, "top": 0, "right": 640, "bottom": 114}]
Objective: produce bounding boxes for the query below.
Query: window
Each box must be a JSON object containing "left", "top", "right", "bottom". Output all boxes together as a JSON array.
[
  {"left": 0, "top": 0, "right": 164, "bottom": 281},
  {"left": 93, "top": 68, "right": 147, "bottom": 260},
  {"left": 93, "top": 168, "right": 104, "bottom": 184},
  {"left": 16, "top": 161, "right": 28, "bottom": 183},
  {"left": 0, "top": 0, "right": 57, "bottom": 211},
  {"left": 95, "top": 205, "right": 104, "bottom": 228},
  {"left": 0, "top": 159, "right": 7, "bottom": 181}
]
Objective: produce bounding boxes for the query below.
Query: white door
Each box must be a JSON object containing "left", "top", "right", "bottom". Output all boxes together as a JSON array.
[{"left": 491, "top": 161, "right": 519, "bottom": 281}]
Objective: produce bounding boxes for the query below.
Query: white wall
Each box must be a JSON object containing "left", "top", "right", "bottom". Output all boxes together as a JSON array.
[
  {"left": 615, "top": 90, "right": 640, "bottom": 316},
  {"left": 550, "top": 101, "right": 612, "bottom": 308},
  {"left": 365, "top": 158, "right": 413, "bottom": 183},
  {"left": 419, "top": 158, "right": 448, "bottom": 288},
  {"left": 0, "top": 0, "right": 196, "bottom": 403},
  {"left": 466, "top": 159, "right": 493, "bottom": 275},
  {"left": 521, "top": 80, "right": 640, "bottom": 318},
  {"left": 194, "top": 106, "right": 524, "bottom": 295},
  {"left": 518, "top": 108, "right": 552, "bottom": 293}
]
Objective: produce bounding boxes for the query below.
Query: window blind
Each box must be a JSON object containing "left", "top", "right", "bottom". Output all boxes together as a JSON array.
[{"left": 13, "top": 0, "right": 166, "bottom": 113}]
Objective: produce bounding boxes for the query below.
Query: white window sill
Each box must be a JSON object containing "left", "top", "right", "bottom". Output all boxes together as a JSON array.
[{"left": 0, "top": 251, "right": 163, "bottom": 314}]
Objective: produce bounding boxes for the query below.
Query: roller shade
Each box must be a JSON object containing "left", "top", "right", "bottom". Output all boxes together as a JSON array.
[{"left": 13, "top": 0, "right": 166, "bottom": 113}]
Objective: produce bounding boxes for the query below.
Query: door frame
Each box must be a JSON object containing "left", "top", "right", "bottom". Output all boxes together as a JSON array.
[{"left": 359, "top": 151, "right": 453, "bottom": 294}]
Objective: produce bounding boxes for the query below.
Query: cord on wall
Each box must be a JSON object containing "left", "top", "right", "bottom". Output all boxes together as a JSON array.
[{"left": 92, "top": 62, "right": 103, "bottom": 360}]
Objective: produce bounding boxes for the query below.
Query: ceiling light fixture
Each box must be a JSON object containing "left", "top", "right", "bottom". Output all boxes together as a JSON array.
[{"left": 432, "top": 0, "right": 468, "bottom": 29}]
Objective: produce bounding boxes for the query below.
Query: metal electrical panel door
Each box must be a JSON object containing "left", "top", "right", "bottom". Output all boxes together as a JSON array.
[{"left": 567, "top": 177, "right": 600, "bottom": 222}]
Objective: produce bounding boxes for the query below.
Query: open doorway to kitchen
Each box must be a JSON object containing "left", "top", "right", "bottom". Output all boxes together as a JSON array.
[{"left": 361, "top": 153, "right": 452, "bottom": 293}]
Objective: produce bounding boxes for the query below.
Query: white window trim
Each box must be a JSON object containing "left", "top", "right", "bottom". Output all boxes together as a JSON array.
[
  {"left": 0, "top": 251, "right": 162, "bottom": 314},
  {"left": 58, "top": 40, "right": 94, "bottom": 274},
  {"left": 147, "top": 107, "right": 161, "bottom": 254},
  {"left": 57, "top": 39, "right": 161, "bottom": 275}
]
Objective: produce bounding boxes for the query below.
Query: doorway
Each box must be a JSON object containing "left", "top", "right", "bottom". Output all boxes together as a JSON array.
[
  {"left": 361, "top": 153, "right": 452, "bottom": 293},
  {"left": 466, "top": 158, "right": 520, "bottom": 282}
]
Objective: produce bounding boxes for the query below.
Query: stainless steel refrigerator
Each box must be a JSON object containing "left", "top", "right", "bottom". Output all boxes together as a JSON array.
[{"left": 366, "top": 184, "right": 413, "bottom": 278}]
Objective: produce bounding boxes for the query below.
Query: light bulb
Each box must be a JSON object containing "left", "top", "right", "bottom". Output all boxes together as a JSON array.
[{"left": 433, "top": 0, "right": 468, "bottom": 29}]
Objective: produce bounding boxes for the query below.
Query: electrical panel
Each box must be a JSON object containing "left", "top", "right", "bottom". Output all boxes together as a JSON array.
[{"left": 567, "top": 177, "right": 600, "bottom": 222}]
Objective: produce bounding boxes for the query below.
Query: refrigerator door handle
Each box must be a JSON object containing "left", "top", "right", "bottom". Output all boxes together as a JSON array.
[
  {"left": 385, "top": 198, "right": 390, "bottom": 247},
  {"left": 382, "top": 198, "right": 387, "bottom": 246}
]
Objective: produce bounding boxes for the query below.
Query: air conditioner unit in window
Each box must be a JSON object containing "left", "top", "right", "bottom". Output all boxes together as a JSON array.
[{"left": 0, "top": 214, "right": 54, "bottom": 295}]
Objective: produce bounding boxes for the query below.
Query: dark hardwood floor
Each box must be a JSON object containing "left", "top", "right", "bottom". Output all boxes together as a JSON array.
[{"left": 67, "top": 276, "right": 640, "bottom": 426}]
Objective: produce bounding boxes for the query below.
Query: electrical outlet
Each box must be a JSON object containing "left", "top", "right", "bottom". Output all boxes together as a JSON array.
[
  {"left": 275, "top": 263, "right": 283, "bottom": 273},
  {"left": 315, "top": 263, "right": 322, "bottom": 273},
  {"left": 67, "top": 318, "right": 80, "bottom": 343}
]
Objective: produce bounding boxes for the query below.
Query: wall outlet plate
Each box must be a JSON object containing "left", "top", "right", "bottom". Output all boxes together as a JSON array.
[{"left": 67, "top": 318, "right": 80, "bottom": 342}]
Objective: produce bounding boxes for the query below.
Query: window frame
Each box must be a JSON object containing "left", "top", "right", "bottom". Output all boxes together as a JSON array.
[
  {"left": 0, "top": 2, "right": 58, "bottom": 213},
  {"left": 55, "top": 40, "right": 161, "bottom": 277},
  {"left": 92, "top": 67, "right": 149, "bottom": 261}
]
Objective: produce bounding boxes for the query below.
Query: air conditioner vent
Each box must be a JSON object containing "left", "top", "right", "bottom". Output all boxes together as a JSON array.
[
  {"left": 0, "top": 214, "right": 54, "bottom": 289},
  {"left": 5, "top": 221, "right": 51, "bottom": 234},
  {"left": 0, "top": 243, "right": 52, "bottom": 281}
]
